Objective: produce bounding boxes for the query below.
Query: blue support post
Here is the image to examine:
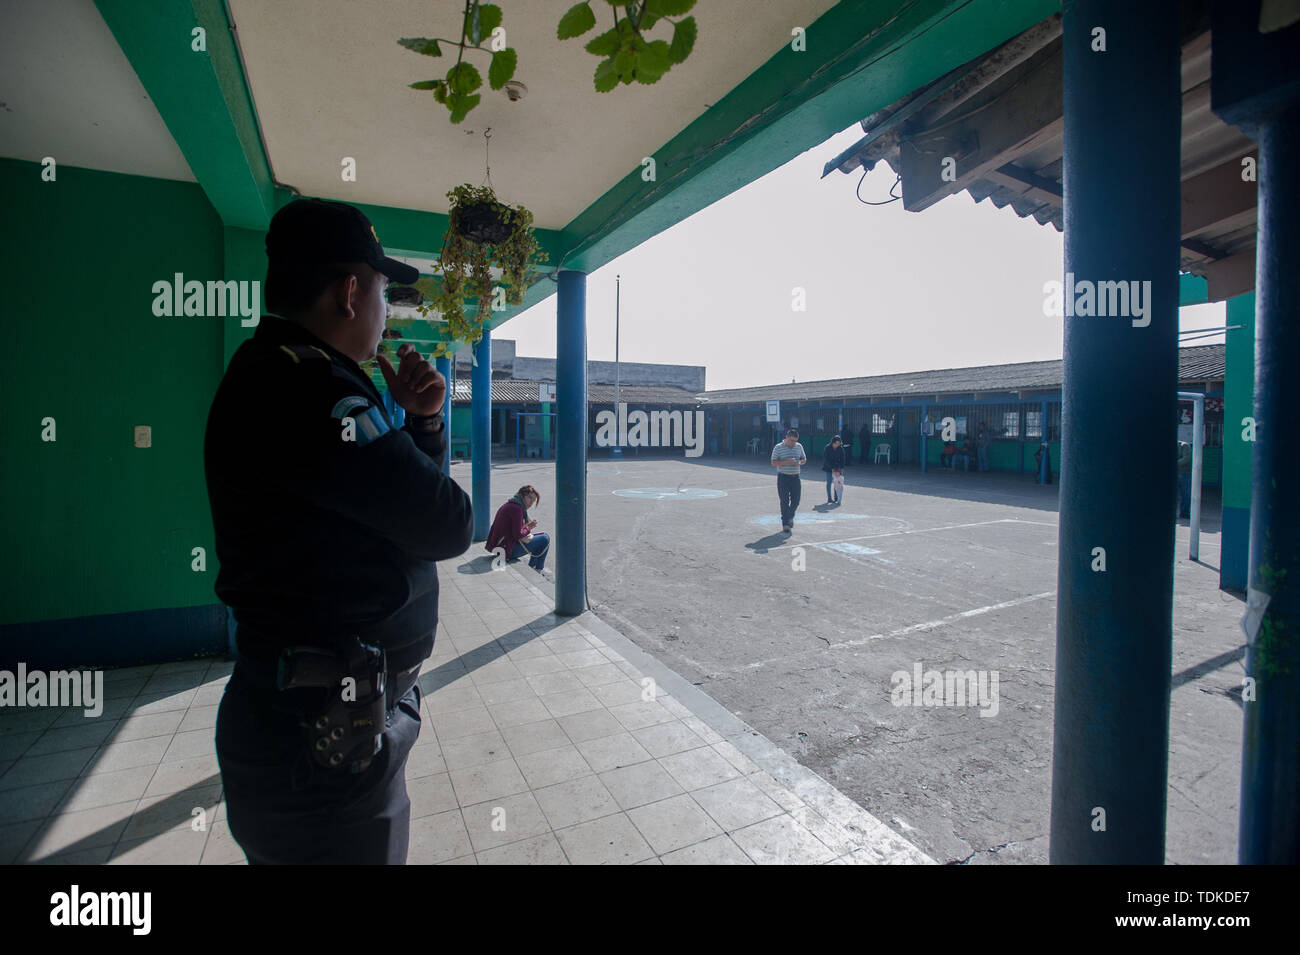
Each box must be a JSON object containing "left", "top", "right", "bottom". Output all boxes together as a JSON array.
[
  {"left": 1038, "top": 400, "right": 1049, "bottom": 484},
  {"left": 471, "top": 331, "right": 491, "bottom": 541},
  {"left": 920, "top": 403, "right": 927, "bottom": 473},
  {"left": 435, "top": 355, "right": 451, "bottom": 474},
  {"left": 382, "top": 387, "right": 406, "bottom": 429},
  {"left": 728, "top": 409, "right": 733, "bottom": 455},
  {"left": 556, "top": 271, "right": 588, "bottom": 615},
  {"left": 1210, "top": 0, "right": 1300, "bottom": 864},
  {"left": 1019, "top": 406, "right": 1026, "bottom": 474},
  {"left": 1049, "top": 0, "right": 1181, "bottom": 864}
]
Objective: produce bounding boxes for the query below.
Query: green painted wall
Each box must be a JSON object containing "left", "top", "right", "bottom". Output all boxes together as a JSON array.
[
  {"left": 451, "top": 405, "right": 472, "bottom": 457},
  {"left": 1222, "top": 292, "right": 1256, "bottom": 591},
  {"left": 0, "top": 158, "right": 225, "bottom": 626},
  {"left": 222, "top": 226, "right": 265, "bottom": 365}
]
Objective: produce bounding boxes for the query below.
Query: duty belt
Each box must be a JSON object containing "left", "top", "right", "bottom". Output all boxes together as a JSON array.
[{"left": 233, "top": 638, "right": 423, "bottom": 774}]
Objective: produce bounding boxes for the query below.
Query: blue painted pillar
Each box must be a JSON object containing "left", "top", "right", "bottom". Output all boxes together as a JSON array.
[
  {"left": 920, "top": 403, "right": 927, "bottom": 474},
  {"left": 1038, "top": 400, "right": 1049, "bottom": 483},
  {"left": 471, "top": 331, "right": 491, "bottom": 541},
  {"left": 1018, "top": 406, "right": 1025, "bottom": 474},
  {"left": 727, "top": 409, "right": 733, "bottom": 455},
  {"left": 1210, "top": 0, "right": 1300, "bottom": 864},
  {"left": 1049, "top": 0, "right": 1180, "bottom": 865},
  {"left": 435, "top": 355, "right": 451, "bottom": 473},
  {"left": 382, "top": 386, "right": 406, "bottom": 428},
  {"left": 556, "top": 271, "right": 588, "bottom": 615}
]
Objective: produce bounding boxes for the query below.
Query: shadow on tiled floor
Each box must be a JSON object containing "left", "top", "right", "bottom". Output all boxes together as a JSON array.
[{"left": 0, "top": 554, "right": 930, "bottom": 865}]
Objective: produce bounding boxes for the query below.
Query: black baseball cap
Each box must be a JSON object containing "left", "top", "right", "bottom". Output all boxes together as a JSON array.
[{"left": 266, "top": 198, "right": 419, "bottom": 285}]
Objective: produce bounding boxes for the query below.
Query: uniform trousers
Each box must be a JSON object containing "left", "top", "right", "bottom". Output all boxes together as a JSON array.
[{"left": 215, "top": 661, "right": 422, "bottom": 865}]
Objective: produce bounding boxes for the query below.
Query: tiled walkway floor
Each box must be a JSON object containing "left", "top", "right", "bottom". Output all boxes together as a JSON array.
[{"left": 0, "top": 554, "right": 931, "bottom": 865}]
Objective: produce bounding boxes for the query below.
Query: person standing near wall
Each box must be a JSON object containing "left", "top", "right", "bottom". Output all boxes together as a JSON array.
[
  {"left": 953, "top": 436, "right": 972, "bottom": 471},
  {"left": 977, "top": 423, "right": 991, "bottom": 473},
  {"left": 1177, "top": 439, "right": 1193, "bottom": 518},
  {"left": 821, "top": 434, "right": 846, "bottom": 505},
  {"left": 771, "top": 428, "right": 807, "bottom": 533},
  {"left": 859, "top": 422, "right": 872, "bottom": 464},
  {"left": 206, "top": 198, "right": 474, "bottom": 865}
]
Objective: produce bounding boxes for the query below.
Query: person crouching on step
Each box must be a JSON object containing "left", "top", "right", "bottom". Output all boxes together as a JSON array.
[{"left": 486, "top": 485, "right": 549, "bottom": 573}]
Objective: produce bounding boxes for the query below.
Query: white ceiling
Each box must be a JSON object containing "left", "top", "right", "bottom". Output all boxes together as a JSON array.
[
  {"left": 228, "top": 0, "right": 839, "bottom": 229},
  {"left": 0, "top": 0, "right": 194, "bottom": 182}
]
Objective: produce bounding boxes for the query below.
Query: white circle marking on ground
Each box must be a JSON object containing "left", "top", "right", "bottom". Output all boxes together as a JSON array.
[{"left": 613, "top": 487, "right": 728, "bottom": 500}]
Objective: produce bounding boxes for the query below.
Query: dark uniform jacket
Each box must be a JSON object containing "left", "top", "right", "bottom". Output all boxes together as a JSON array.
[
  {"left": 821, "top": 444, "right": 847, "bottom": 472},
  {"left": 204, "top": 315, "right": 473, "bottom": 672}
]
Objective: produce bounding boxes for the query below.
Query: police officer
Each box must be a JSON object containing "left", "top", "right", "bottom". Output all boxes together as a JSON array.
[{"left": 205, "top": 198, "right": 473, "bottom": 864}]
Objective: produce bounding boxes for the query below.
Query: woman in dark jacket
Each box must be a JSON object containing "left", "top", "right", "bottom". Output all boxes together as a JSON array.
[
  {"left": 485, "top": 485, "right": 550, "bottom": 573},
  {"left": 822, "top": 435, "right": 847, "bottom": 505}
]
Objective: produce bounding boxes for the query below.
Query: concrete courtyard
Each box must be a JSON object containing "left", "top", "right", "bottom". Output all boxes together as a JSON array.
[{"left": 477, "top": 453, "right": 1246, "bottom": 864}]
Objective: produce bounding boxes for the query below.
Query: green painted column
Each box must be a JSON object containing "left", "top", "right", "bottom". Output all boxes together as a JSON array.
[
  {"left": 1221, "top": 293, "right": 1256, "bottom": 593},
  {"left": 542, "top": 401, "right": 551, "bottom": 458}
]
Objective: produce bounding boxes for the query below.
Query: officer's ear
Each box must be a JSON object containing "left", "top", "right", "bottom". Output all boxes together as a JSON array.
[
  {"left": 336, "top": 273, "right": 360, "bottom": 318},
  {"left": 321, "top": 269, "right": 362, "bottom": 319}
]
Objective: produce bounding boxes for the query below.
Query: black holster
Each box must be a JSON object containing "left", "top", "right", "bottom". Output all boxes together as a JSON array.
[{"left": 276, "top": 638, "right": 388, "bottom": 773}]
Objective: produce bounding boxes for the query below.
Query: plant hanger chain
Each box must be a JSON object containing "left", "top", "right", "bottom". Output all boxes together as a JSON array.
[{"left": 481, "top": 127, "right": 494, "bottom": 190}]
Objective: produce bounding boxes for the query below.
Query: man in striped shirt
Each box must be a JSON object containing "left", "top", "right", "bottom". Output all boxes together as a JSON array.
[{"left": 771, "top": 428, "right": 807, "bottom": 533}]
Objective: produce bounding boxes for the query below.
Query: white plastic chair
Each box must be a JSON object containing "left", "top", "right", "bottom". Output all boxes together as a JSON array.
[
  {"left": 875, "top": 444, "right": 891, "bottom": 464},
  {"left": 746, "top": 437, "right": 761, "bottom": 454}
]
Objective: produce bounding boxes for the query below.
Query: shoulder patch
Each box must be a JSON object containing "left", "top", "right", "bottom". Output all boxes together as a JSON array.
[
  {"left": 331, "top": 396, "right": 392, "bottom": 447},
  {"left": 279, "top": 344, "right": 332, "bottom": 364}
]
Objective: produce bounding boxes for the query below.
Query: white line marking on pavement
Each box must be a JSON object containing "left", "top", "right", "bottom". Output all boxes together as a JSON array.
[
  {"left": 715, "top": 591, "right": 1057, "bottom": 676},
  {"left": 768, "top": 518, "right": 1037, "bottom": 551}
]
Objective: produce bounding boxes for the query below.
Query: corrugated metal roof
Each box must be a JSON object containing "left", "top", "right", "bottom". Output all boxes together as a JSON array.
[
  {"left": 824, "top": 10, "right": 1257, "bottom": 298},
  {"left": 697, "top": 344, "right": 1224, "bottom": 404},
  {"left": 449, "top": 379, "right": 699, "bottom": 406}
]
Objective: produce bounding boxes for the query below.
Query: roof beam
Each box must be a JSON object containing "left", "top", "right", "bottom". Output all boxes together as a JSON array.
[
  {"left": 1181, "top": 151, "right": 1258, "bottom": 238},
  {"left": 982, "top": 163, "right": 1062, "bottom": 206},
  {"left": 95, "top": 0, "right": 275, "bottom": 230},
  {"left": 1203, "top": 249, "right": 1256, "bottom": 302},
  {"left": 896, "top": 41, "right": 1063, "bottom": 213}
]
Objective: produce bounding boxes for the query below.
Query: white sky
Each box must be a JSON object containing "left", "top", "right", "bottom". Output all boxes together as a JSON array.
[{"left": 500, "top": 125, "right": 1226, "bottom": 392}]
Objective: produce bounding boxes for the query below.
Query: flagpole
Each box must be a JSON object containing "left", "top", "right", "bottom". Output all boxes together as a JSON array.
[{"left": 611, "top": 274, "right": 623, "bottom": 459}]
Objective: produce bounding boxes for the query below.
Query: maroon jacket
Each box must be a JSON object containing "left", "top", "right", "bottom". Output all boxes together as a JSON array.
[{"left": 486, "top": 500, "right": 530, "bottom": 555}]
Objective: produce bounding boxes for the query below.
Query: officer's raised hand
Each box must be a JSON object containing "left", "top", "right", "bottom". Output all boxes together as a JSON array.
[{"left": 377, "top": 343, "right": 445, "bottom": 416}]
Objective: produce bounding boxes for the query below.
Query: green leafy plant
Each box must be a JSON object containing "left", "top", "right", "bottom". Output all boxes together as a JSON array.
[
  {"left": 400, "top": 2, "right": 518, "bottom": 123},
  {"left": 417, "top": 183, "right": 548, "bottom": 357},
  {"left": 558, "top": 0, "right": 697, "bottom": 90}
]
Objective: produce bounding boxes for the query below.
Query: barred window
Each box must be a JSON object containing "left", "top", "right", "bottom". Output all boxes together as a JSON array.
[
  {"left": 1002, "top": 411, "right": 1020, "bottom": 438},
  {"left": 1026, "top": 411, "right": 1043, "bottom": 439}
]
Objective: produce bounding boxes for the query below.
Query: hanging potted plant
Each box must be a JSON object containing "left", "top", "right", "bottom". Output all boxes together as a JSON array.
[
  {"left": 419, "top": 177, "right": 546, "bottom": 356},
  {"left": 455, "top": 189, "right": 515, "bottom": 244}
]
